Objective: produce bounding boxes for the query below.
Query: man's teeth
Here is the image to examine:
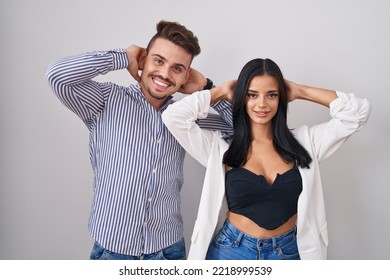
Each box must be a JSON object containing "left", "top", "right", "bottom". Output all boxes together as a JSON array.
[{"left": 154, "top": 79, "right": 169, "bottom": 87}]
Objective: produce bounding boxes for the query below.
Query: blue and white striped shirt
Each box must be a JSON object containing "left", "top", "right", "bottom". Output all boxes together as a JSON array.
[{"left": 46, "top": 49, "right": 232, "bottom": 255}]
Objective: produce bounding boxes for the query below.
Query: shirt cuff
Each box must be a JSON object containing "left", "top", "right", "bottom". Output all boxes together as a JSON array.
[{"left": 110, "top": 48, "right": 129, "bottom": 71}]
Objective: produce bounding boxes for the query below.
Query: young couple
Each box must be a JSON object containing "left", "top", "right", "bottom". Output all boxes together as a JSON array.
[{"left": 46, "top": 20, "right": 370, "bottom": 260}]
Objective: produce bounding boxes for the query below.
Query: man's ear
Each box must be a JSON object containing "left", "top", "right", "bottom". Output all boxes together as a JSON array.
[
  {"left": 184, "top": 67, "right": 192, "bottom": 83},
  {"left": 138, "top": 49, "right": 148, "bottom": 70}
]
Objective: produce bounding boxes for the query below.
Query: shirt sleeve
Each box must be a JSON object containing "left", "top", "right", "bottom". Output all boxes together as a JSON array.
[
  {"left": 45, "top": 49, "right": 129, "bottom": 128},
  {"left": 162, "top": 90, "right": 218, "bottom": 167},
  {"left": 196, "top": 93, "right": 233, "bottom": 138},
  {"left": 302, "top": 91, "right": 371, "bottom": 162}
]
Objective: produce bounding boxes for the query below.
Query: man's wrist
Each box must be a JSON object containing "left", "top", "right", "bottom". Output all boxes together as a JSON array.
[
  {"left": 209, "top": 87, "right": 225, "bottom": 104},
  {"left": 203, "top": 78, "right": 214, "bottom": 90}
]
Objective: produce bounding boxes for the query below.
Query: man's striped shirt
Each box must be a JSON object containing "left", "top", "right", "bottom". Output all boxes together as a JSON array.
[{"left": 46, "top": 49, "right": 232, "bottom": 255}]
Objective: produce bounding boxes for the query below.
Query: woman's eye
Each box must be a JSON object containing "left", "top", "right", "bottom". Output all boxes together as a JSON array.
[{"left": 268, "top": 93, "right": 278, "bottom": 99}]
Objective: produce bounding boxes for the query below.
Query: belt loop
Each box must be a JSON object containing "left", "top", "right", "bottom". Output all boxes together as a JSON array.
[
  {"left": 233, "top": 232, "right": 243, "bottom": 247},
  {"left": 272, "top": 237, "right": 278, "bottom": 251}
]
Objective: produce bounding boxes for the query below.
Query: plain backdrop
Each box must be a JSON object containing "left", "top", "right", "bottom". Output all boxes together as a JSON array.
[{"left": 0, "top": 0, "right": 389, "bottom": 260}]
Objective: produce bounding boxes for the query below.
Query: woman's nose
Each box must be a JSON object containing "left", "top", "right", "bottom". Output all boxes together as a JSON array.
[{"left": 256, "top": 96, "right": 266, "bottom": 107}]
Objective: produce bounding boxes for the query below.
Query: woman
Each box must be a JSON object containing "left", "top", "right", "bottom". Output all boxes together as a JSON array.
[{"left": 162, "top": 58, "right": 370, "bottom": 260}]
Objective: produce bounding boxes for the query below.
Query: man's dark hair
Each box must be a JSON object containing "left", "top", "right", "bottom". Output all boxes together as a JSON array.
[{"left": 146, "top": 20, "right": 201, "bottom": 59}]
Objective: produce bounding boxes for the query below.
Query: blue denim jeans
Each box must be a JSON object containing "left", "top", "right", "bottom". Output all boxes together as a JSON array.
[
  {"left": 206, "top": 220, "right": 300, "bottom": 260},
  {"left": 90, "top": 238, "right": 186, "bottom": 260}
]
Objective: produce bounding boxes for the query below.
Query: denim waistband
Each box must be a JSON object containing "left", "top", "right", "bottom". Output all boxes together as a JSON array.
[{"left": 222, "top": 219, "right": 297, "bottom": 250}]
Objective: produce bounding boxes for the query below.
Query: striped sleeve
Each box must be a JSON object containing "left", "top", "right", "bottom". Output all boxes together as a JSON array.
[
  {"left": 196, "top": 97, "right": 233, "bottom": 137},
  {"left": 45, "top": 49, "right": 128, "bottom": 127}
]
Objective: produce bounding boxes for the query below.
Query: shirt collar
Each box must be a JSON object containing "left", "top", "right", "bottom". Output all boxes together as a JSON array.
[{"left": 131, "top": 84, "right": 174, "bottom": 112}]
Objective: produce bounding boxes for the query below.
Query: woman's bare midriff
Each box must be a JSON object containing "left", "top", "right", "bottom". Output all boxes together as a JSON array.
[{"left": 227, "top": 211, "right": 297, "bottom": 238}]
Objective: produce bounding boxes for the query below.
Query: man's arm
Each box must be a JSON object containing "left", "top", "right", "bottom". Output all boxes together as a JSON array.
[{"left": 45, "top": 49, "right": 128, "bottom": 127}]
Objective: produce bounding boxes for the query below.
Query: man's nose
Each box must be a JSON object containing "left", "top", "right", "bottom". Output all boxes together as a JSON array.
[{"left": 159, "top": 64, "right": 170, "bottom": 79}]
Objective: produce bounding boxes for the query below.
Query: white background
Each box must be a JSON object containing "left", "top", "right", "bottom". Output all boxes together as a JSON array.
[{"left": 0, "top": 0, "right": 389, "bottom": 259}]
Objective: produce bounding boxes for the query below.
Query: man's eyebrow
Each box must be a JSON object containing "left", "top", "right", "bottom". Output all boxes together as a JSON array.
[{"left": 151, "top": 54, "right": 188, "bottom": 70}]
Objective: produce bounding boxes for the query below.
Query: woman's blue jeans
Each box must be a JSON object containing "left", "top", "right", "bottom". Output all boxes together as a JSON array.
[{"left": 206, "top": 220, "right": 300, "bottom": 260}]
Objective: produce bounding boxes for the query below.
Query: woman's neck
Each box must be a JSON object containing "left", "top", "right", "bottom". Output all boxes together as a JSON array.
[{"left": 251, "top": 123, "right": 273, "bottom": 143}]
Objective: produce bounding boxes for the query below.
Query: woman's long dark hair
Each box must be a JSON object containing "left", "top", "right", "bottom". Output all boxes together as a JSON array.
[{"left": 223, "top": 58, "right": 312, "bottom": 168}]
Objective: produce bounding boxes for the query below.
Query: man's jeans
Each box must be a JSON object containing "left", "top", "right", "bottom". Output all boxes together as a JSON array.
[{"left": 90, "top": 238, "right": 186, "bottom": 260}]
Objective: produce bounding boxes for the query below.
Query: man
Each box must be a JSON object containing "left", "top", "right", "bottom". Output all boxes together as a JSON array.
[{"left": 46, "top": 20, "right": 232, "bottom": 260}]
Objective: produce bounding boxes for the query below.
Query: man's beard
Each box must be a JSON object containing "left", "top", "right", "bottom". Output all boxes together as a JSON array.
[{"left": 146, "top": 87, "right": 168, "bottom": 100}]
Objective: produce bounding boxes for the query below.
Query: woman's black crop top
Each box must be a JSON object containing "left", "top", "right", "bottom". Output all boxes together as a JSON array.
[{"left": 225, "top": 166, "right": 302, "bottom": 230}]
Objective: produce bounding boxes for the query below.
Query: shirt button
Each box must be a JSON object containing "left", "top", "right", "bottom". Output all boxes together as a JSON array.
[
  {"left": 148, "top": 197, "right": 152, "bottom": 202},
  {"left": 152, "top": 169, "right": 156, "bottom": 174},
  {"left": 157, "top": 138, "right": 161, "bottom": 144}
]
